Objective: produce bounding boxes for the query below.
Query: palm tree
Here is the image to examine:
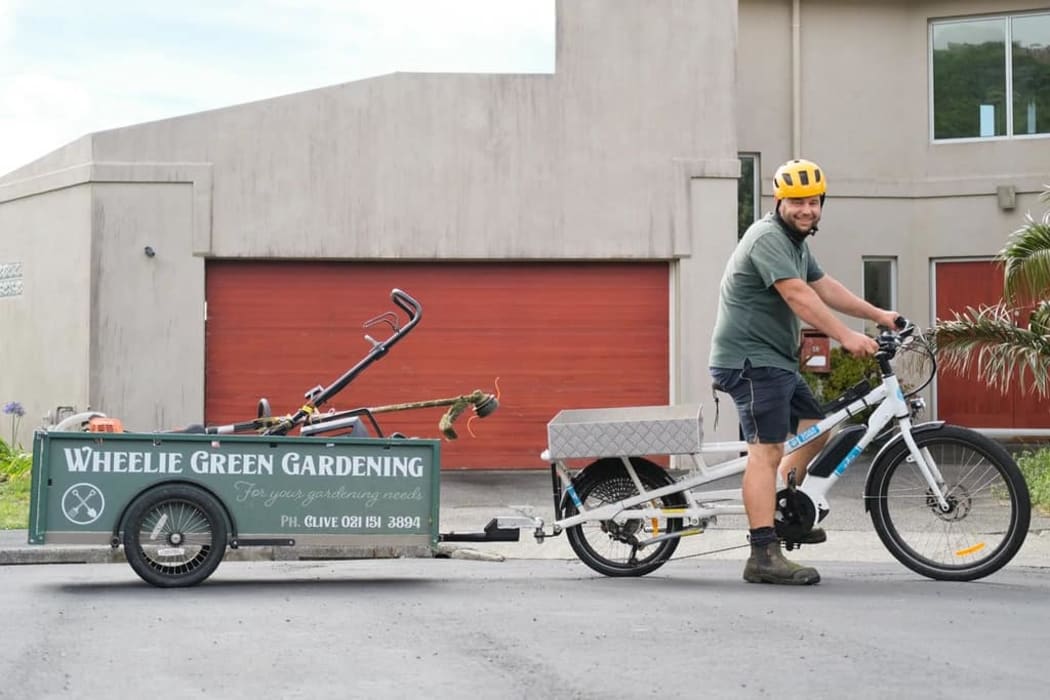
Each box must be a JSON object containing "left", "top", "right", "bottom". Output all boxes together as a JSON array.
[{"left": 934, "top": 186, "right": 1050, "bottom": 398}]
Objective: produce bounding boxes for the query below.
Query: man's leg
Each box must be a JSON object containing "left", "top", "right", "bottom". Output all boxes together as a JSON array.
[
  {"left": 741, "top": 442, "right": 820, "bottom": 586},
  {"left": 776, "top": 418, "right": 831, "bottom": 546},
  {"left": 743, "top": 442, "right": 784, "bottom": 528},
  {"left": 711, "top": 364, "right": 820, "bottom": 584},
  {"left": 777, "top": 418, "right": 829, "bottom": 487},
  {"left": 779, "top": 373, "right": 829, "bottom": 486}
]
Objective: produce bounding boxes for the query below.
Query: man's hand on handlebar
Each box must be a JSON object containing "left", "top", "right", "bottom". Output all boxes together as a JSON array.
[
  {"left": 841, "top": 330, "right": 879, "bottom": 357},
  {"left": 872, "top": 309, "right": 902, "bottom": 331},
  {"left": 837, "top": 311, "right": 915, "bottom": 358}
]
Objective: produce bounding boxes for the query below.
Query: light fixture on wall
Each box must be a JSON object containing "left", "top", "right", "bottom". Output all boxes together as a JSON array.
[
  {"left": 143, "top": 246, "right": 157, "bottom": 258},
  {"left": 996, "top": 185, "right": 1016, "bottom": 211}
]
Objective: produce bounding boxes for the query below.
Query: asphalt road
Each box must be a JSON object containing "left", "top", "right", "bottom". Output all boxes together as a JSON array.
[{"left": 4, "top": 557, "right": 1050, "bottom": 700}]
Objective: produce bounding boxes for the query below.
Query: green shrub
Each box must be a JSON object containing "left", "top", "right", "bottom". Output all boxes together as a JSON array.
[
  {"left": 0, "top": 437, "right": 32, "bottom": 481},
  {"left": 1017, "top": 448, "right": 1050, "bottom": 515},
  {"left": 802, "top": 348, "right": 880, "bottom": 422},
  {"left": 0, "top": 437, "right": 32, "bottom": 529},
  {"left": 0, "top": 477, "right": 30, "bottom": 529}
]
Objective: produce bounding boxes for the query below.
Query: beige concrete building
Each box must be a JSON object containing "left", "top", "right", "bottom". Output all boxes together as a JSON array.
[{"left": 1, "top": 0, "right": 1047, "bottom": 465}]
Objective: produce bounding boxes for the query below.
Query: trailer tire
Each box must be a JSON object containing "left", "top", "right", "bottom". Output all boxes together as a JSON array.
[{"left": 122, "top": 484, "right": 228, "bottom": 587}]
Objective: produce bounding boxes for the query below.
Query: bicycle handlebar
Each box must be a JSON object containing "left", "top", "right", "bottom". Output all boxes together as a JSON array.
[{"left": 874, "top": 316, "right": 927, "bottom": 365}]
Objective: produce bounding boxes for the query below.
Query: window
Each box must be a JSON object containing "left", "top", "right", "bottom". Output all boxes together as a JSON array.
[
  {"left": 737, "top": 153, "right": 760, "bottom": 239},
  {"left": 863, "top": 257, "right": 897, "bottom": 335},
  {"left": 931, "top": 12, "right": 1050, "bottom": 140}
]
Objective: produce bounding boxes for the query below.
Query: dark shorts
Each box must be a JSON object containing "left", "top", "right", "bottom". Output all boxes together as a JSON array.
[{"left": 709, "top": 361, "right": 824, "bottom": 444}]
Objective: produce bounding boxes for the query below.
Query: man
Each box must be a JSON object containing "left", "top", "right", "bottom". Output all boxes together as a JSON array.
[{"left": 709, "top": 158, "right": 898, "bottom": 585}]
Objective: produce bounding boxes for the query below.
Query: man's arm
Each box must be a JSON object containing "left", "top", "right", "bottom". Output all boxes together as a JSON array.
[
  {"left": 810, "top": 275, "right": 898, "bottom": 327},
  {"left": 773, "top": 277, "right": 877, "bottom": 356}
]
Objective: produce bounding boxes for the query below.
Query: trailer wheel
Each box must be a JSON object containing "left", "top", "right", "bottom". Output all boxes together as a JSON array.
[{"left": 122, "top": 484, "right": 228, "bottom": 587}]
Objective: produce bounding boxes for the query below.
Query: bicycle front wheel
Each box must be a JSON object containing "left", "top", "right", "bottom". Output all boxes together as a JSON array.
[
  {"left": 564, "top": 457, "right": 686, "bottom": 577},
  {"left": 868, "top": 425, "right": 1030, "bottom": 581}
]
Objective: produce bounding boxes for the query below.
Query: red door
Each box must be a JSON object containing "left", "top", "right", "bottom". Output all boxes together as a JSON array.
[
  {"left": 935, "top": 260, "right": 1050, "bottom": 429},
  {"left": 205, "top": 261, "right": 670, "bottom": 469}
]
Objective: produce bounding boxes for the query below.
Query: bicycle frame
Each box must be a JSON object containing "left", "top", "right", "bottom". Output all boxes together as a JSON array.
[{"left": 548, "top": 368, "right": 950, "bottom": 542}]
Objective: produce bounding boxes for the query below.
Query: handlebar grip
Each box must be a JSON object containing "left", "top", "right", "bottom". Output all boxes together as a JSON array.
[
  {"left": 878, "top": 315, "right": 911, "bottom": 335},
  {"left": 391, "top": 288, "right": 422, "bottom": 318}
]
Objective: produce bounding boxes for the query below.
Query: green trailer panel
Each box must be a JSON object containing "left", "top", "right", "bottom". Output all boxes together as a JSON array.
[{"left": 28, "top": 431, "right": 441, "bottom": 548}]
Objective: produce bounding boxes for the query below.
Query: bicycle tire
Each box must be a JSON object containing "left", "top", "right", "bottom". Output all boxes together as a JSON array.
[
  {"left": 867, "top": 425, "right": 1030, "bottom": 581},
  {"left": 563, "top": 457, "right": 686, "bottom": 577},
  {"left": 122, "top": 484, "right": 229, "bottom": 587}
]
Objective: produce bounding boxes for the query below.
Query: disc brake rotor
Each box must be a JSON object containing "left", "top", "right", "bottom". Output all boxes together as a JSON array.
[{"left": 927, "top": 486, "right": 971, "bottom": 522}]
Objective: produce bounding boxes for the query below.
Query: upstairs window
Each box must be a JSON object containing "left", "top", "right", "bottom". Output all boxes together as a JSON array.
[
  {"left": 862, "top": 257, "right": 897, "bottom": 336},
  {"left": 737, "top": 153, "right": 760, "bottom": 239},
  {"left": 931, "top": 12, "right": 1050, "bottom": 141}
]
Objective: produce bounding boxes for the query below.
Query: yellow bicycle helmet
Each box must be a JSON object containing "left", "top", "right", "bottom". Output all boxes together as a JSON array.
[{"left": 773, "top": 159, "right": 826, "bottom": 200}]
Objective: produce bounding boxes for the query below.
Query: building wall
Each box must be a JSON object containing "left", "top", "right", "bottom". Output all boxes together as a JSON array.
[
  {"left": 91, "top": 182, "right": 204, "bottom": 432},
  {"left": 0, "top": 184, "right": 92, "bottom": 444},
  {"left": 1, "top": 164, "right": 211, "bottom": 446}
]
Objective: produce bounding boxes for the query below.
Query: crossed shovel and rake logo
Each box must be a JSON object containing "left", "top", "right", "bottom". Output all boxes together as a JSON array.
[{"left": 62, "top": 483, "right": 106, "bottom": 525}]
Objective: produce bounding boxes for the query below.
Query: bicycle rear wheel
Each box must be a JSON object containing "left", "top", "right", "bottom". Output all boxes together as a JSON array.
[
  {"left": 868, "top": 425, "right": 1030, "bottom": 581},
  {"left": 564, "top": 457, "right": 686, "bottom": 577}
]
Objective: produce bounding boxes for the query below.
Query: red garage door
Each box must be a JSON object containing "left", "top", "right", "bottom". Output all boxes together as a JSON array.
[
  {"left": 205, "top": 261, "right": 670, "bottom": 469},
  {"left": 935, "top": 260, "right": 1050, "bottom": 429}
]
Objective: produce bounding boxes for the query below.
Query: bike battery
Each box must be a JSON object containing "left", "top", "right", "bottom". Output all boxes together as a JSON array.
[{"left": 807, "top": 424, "right": 865, "bottom": 479}]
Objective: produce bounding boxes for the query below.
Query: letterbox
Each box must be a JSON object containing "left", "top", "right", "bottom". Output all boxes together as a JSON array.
[{"left": 800, "top": 328, "right": 831, "bottom": 374}]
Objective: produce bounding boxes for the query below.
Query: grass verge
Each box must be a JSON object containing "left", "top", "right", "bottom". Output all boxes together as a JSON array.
[
  {"left": 0, "top": 475, "right": 30, "bottom": 529},
  {"left": 1017, "top": 448, "right": 1050, "bottom": 516},
  {"left": 0, "top": 439, "right": 32, "bottom": 529}
]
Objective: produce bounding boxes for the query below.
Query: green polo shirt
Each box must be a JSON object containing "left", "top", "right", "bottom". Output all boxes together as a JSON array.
[{"left": 708, "top": 213, "right": 824, "bottom": 371}]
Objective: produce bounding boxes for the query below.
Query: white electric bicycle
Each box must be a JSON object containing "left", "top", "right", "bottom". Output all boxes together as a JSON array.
[{"left": 534, "top": 319, "right": 1031, "bottom": 582}]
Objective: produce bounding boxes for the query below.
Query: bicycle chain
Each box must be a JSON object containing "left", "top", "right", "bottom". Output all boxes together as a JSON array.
[{"left": 670, "top": 542, "right": 751, "bottom": 560}]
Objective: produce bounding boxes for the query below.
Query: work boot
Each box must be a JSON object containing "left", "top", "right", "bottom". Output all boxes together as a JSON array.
[{"left": 743, "top": 541, "right": 820, "bottom": 585}]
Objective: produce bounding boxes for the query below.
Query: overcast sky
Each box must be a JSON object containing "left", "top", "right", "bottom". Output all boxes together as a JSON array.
[{"left": 0, "top": 0, "right": 555, "bottom": 176}]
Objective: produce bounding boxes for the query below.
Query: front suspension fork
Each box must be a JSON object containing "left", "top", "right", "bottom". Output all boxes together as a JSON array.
[{"left": 900, "top": 430, "right": 950, "bottom": 511}]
